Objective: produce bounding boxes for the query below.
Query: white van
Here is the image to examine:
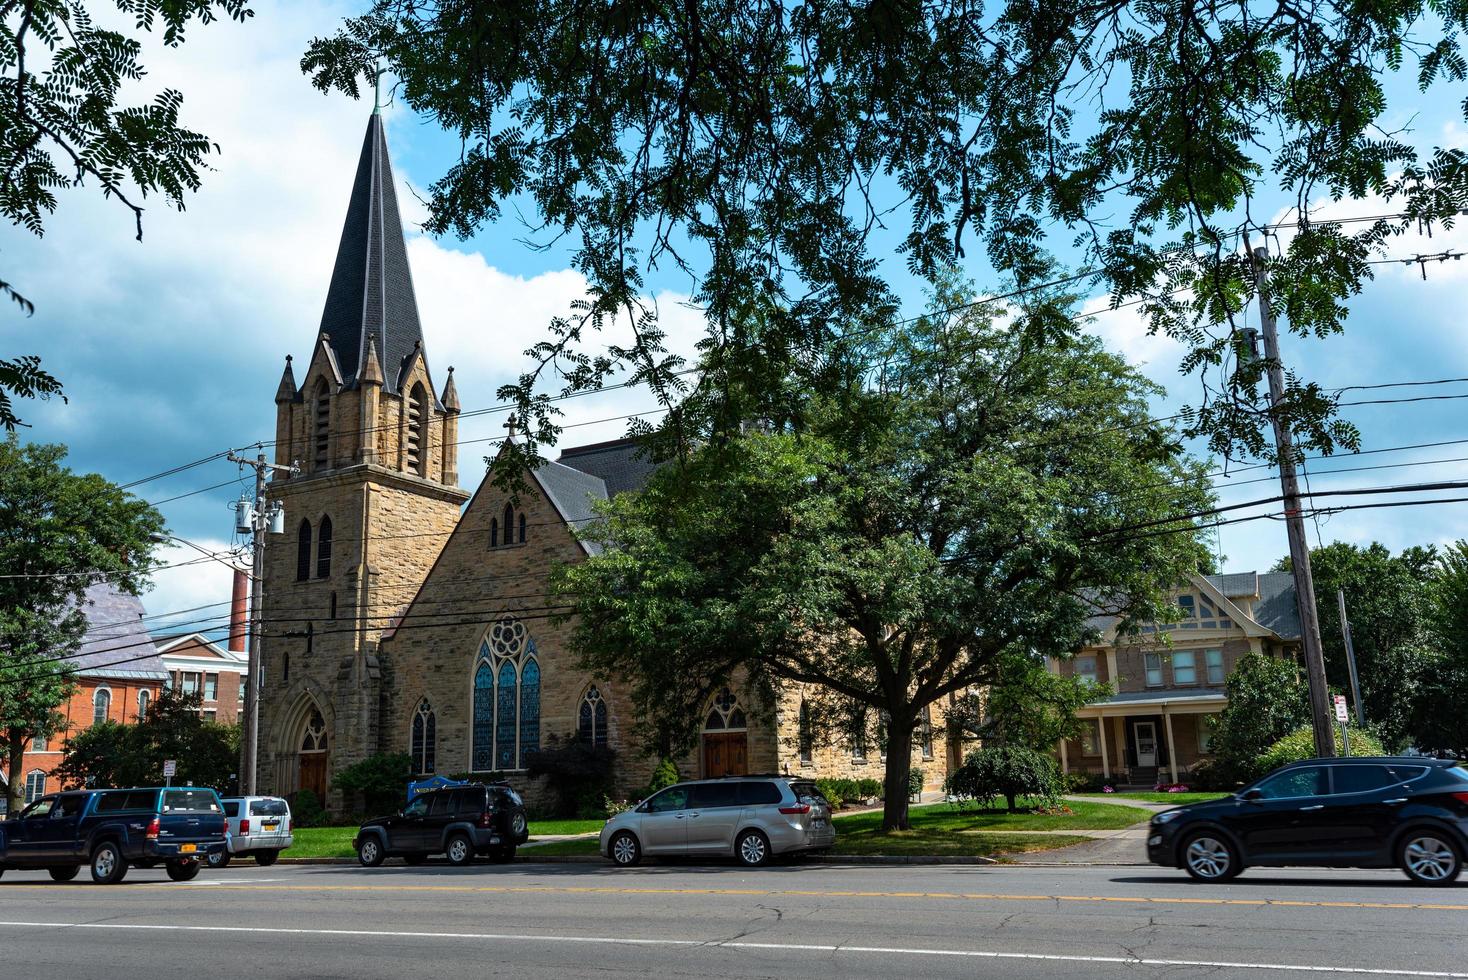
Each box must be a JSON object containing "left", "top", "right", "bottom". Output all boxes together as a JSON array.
[{"left": 210, "top": 796, "right": 293, "bottom": 867}]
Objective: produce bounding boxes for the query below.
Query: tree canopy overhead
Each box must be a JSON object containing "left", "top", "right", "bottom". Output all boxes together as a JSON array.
[
  {"left": 305, "top": 0, "right": 1468, "bottom": 464},
  {"left": 0, "top": 0, "right": 253, "bottom": 428},
  {"left": 556, "top": 287, "right": 1214, "bottom": 830}
]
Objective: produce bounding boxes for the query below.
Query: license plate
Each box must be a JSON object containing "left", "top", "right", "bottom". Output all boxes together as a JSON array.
[
  {"left": 264, "top": 822, "right": 279, "bottom": 830},
  {"left": 813, "top": 819, "right": 826, "bottom": 827},
  {"left": 180, "top": 844, "right": 197, "bottom": 854}
]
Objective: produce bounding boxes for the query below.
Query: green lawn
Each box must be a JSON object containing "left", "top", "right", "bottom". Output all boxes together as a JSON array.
[
  {"left": 1076, "top": 791, "right": 1231, "bottom": 805},
  {"left": 288, "top": 819, "right": 607, "bottom": 860},
  {"left": 835, "top": 800, "right": 1146, "bottom": 833},
  {"left": 526, "top": 818, "right": 606, "bottom": 835}
]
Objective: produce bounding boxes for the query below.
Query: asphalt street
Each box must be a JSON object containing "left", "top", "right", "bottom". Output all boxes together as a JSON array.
[{"left": 0, "top": 860, "right": 1464, "bottom": 979}]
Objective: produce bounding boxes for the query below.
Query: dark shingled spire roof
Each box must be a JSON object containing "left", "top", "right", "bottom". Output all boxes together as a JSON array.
[{"left": 315, "top": 113, "right": 429, "bottom": 396}]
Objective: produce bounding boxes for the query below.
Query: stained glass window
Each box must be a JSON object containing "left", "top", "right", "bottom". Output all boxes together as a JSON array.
[
  {"left": 472, "top": 663, "right": 494, "bottom": 770},
  {"left": 521, "top": 660, "right": 540, "bottom": 758},
  {"left": 496, "top": 661, "right": 518, "bottom": 770}
]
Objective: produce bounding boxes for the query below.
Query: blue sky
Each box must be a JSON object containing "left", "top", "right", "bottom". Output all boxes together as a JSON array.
[{"left": 5, "top": 1, "right": 1467, "bottom": 632}]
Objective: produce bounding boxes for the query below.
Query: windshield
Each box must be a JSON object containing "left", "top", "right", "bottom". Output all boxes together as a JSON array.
[
  {"left": 162, "top": 789, "right": 221, "bottom": 813},
  {"left": 792, "top": 781, "right": 831, "bottom": 808}
]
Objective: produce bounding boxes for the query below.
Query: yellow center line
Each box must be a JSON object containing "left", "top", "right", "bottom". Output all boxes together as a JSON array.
[{"left": 95, "top": 882, "right": 1468, "bottom": 912}]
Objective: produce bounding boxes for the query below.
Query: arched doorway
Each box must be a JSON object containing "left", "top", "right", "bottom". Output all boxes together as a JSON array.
[
  {"left": 297, "top": 707, "right": 328, "bottom": 799},
  {"left": 701, "top": 688, "right": 748, "bottom": 777}
]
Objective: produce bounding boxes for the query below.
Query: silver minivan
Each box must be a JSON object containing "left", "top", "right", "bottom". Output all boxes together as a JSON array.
[
  {"left": 599, "top": 776, "right": 835, "bottom": 867},
  {"left": 210, "top": 796, "right": 293, "bottom": 867}
]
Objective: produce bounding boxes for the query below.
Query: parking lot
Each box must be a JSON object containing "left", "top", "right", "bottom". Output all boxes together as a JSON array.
[{"left": 2, "top": 860, "right": 1465, "bottom": 978}]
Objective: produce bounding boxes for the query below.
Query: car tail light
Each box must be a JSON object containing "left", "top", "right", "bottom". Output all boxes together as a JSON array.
[
  {"left": 778, "top": 804, "right": 811, "bottom": 815},
  {"left": 478, "top": 811, "right": 493, "bottom": 829},
  {"left": 239, "top": 819, "right": 250, "bottom": 835},
  {"left": 145, "top": 817, "right": 160, "bottom": 839},
  {"left": 1452, "top": 792, "right": 1468, "bottom": 805}
]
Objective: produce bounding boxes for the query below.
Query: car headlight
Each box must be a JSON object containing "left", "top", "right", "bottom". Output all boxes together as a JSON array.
[{"left": 1152, "top": 810, "right": 1181, "bottom": 825}]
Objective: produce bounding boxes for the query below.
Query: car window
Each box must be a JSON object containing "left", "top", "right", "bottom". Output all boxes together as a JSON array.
[
  {"left": 428, "top": 792, "right": 457, "bottom": 817},
  {"left": 490, "top": 787, "right": 518, "bottom": 809},
  {"left": 21, "top": 797, "right": 55, "bottom": 820},
  {"left": 162, "top": 789, "right": 220, "bottom": 813},
  {"left": 1254, "top": 766, "right": 1327, "bottom": 799},
  {"left": 690, "top": 783, "right": 741, "bottom": 808},
  {"left": 1388, "top": 765, "right": 1430, "bottom": 782},
  {"left": 1330, "top": 766, "right": 1394, "bottom": 794},
  {"left": 403, "top": 797, "right": 430, "bottom": 818},
  {"left": 737, "top": 781, "right": 783, "bottom": 806},
  {"left": 51, "top": 795, "right": 87, "bottom": 819},
  {"left": 791, "top": 781, "right": 831, "bottom": 808},
  {"left": 249, "top": 799, "right": 289, "bottom": 817},
  {"left": 645, "top": 787, "right": 689, "bottom": 813},
  {"left": 223, "top": 801, "right": 240, "bottom": 818},
  {"left": 95, "top": 790, "right": 158, "bottom": 814}
]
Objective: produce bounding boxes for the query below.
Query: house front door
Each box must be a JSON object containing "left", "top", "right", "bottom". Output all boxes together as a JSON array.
[
  {"left": 1133, "top": 722, "right": 1158, "bottom": 767},
  {"left": 702, "top": 733, "right": 748, "bottom": 777}
]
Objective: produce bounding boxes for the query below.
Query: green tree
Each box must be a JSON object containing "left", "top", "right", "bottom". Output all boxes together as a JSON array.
[
  {"left": 334, "top": 752, "right": 412, "bottom": 817},
  {"left": 53, "top": 688, "right": 238, "bottom": 792},
  {"left": 1209, "top": 652, "right": 1310, "bottom": 784},
  {"left": 1, "top": 1, "right": 252, "bottom": 428},
  {"left": 0, "top": 435, "right": 164, "bottom": 812},
  {"left": 946, "top": 745, "right": 1061, "bottom": 813},
  {"left": 556, "top": 290, "right": 1214, "bottom": 831},
  {"left": 1277, "top": 543, "right": 1439, "bottom": 749},
  {"left": 1413, "top": 540, "right": 1468, "bottom": 757},
  {"left": 304, "top": 3, "right": 1468, "bottom": 469},
  {"left": 1257, "top": 724, "right": 1386, "bottom": 773},
  {"left": 947, "top": 649, "right": 1110, "bottom": 753}
]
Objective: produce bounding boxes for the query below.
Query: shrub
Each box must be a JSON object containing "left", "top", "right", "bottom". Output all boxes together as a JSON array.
[
  {"left": 644, "top": 757, "right": 680, "bottom": 799},
  {"left": 908, "top": 767, "right": 925, "bottom": 799},
  {"left": 524, "top": 737, "right": 616, "bottom": 817},
  {"left": 334, "top": 752, "right": 413, "bottom": 816},
  {"left": 290, "top": 789, "right": 328, "bottom": 828},
  {"left": 1256, "top": 725, "right": 1386, "bottom": 774},
  {"left": 1061, "top": 771, "right": 1109, "bottom": 793},
  {"left": 815, "top": 777, "right": 868, "bottom": 806},
  {"left": 604, "top": 796, "right": 634, "bottom": 817},
  {"left": 946, "top": 744, "right": 1061, "bottom": 812},
  {"left": 857, "top": 777, "right": 883, "bottom": 799}
]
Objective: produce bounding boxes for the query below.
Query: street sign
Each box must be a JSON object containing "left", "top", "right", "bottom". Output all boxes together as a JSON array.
[
  {"left": 1333, "top": 696, "right": 1349, "bottom": 724},
  {"left": 163, "top": 759, "right": 177, "bottom": 783}
]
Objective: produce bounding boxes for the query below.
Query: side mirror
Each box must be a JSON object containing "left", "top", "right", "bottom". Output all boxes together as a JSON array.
[{"left": 1239, "top": 789, "right": 1263, "bottom": 802}]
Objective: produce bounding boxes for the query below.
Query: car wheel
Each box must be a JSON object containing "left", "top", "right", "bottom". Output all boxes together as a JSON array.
[
  {"left": 511, "top": 812, "right": 528, "bottom": 838},
  {"left": 90, "top": 841, "right": 128, "bottom": 885},
  {"left": 1399, "top": 832, "right": 1462, "bottom": 886},
  {"left": 445, "top": 832, "right": 474, "bottom": 867},
  {"left": 48, "top": 865, "right": 80, "bottom": 883},
  {"left": 254, "top": 850, "right": 279, "bottom": 867},
  {"left": 609, "top": 831, "right": 641, "bottom": 867},
  {"left": 207, "top": 850, "right": 232, "bottom": 869},
  {"left": 1181, "top": 832, "right": 1239, "bottom": 882},
  {"left": 166, "top": 859, "right": 201, "bottom": 882},
  {"left": 402, "top": 853, "right": 428, "bottom": 866},
  {"left": 357, "top": 836, "right": 385, "bottom": 868},
  {"left": 736, "top": 829, "right": 772, "bottom": 868}
]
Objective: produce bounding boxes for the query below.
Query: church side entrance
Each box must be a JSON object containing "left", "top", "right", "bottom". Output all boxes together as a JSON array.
[
  {"left": 297, "top": 708, "right": 329, "bottom": 798},
  {"left": 701, "top": 688, "right": 748, "bottom": 777}
]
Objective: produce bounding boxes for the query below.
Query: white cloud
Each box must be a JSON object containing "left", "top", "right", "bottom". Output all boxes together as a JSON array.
[{"left": 143, "top": 538, "right": 246, "bottom": 637}]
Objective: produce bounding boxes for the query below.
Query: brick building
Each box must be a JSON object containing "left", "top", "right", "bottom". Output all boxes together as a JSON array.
[
  {"left": 157, "top": 633, "right": 249, "bottom": 724},
  {"left": 1052, "top": 572, "right": 1302, "bottom": 787},
  {"left": 15, "top": 584, "right": 169, "bottom": 805},
  {"left": 256, "top": 110, "right": 959, "bottom": 810}
]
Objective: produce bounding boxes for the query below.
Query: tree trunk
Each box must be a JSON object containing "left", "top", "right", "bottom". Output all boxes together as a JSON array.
[
  {"left": 5, "top": 731, "right": 25, "bottom": 815},
  {"left": 1005, "top": 792, "right": 1018, "bottom": 813},
  {"left": 880, "top": 716, "right": 916, "bottom": 831}
]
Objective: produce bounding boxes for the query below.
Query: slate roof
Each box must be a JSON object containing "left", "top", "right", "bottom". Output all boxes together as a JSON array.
[
  {"left": 534, "top": 458, "right": 612, "bottom": 556},
  {"left": 69, "top": 583, "right": 168, "bottom": 680},
  {"left": 556, "top": 439, "right": 662, "bottom": 497},
  {"left": 1207, "top": 571, "right": 1259, "bottom": 599},
  {"left": 314, "top": 112, "right": 433, "bottom": 400},
  {"left": 1251, "top": 571, "right": 1302, "bottom": 640}
]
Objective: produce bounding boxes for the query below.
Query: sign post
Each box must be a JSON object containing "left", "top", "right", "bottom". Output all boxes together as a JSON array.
[
  {"left": 163, "top": 759, "right": 177, "bottom": 787},
  {"left": 1332, "top": 696, "right": 1350, "bottom": 757}
]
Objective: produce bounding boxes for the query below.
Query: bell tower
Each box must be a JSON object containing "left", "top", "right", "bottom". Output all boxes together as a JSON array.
[{"left": 258, "top": 110, "right": 469, "bottom": 805}]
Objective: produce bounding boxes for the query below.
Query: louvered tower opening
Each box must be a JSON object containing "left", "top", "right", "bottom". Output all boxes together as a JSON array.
[
  {"left": 406, "top": 383, "right": 426, "bottom": 475},
  {"left": 313, "top": 382, "right": 331, "bottom": 470}
]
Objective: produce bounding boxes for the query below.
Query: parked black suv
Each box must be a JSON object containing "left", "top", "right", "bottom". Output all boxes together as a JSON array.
[
  {"left": 0, "top": 787, "right": 227, "bottom": 884},
  {"left": 1147, "top": 757, "right": 1468, "bottom": 885},
  {"left": 354, "top": 782, "right": 529, "bottom": 867}
]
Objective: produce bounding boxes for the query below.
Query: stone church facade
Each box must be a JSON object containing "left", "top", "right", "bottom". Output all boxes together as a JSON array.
[{"left": 256, "top": 111, "right": 959, "bottom": 812}]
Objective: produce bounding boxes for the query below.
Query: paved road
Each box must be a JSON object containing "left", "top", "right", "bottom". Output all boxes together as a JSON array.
[{"left": 1, "top": 860, "right": 1463, "bottom": 978}]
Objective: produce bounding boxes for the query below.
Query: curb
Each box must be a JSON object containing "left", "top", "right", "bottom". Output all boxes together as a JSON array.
[{"left": 276, "top": 854, "right": 1004, "bottom": 867}]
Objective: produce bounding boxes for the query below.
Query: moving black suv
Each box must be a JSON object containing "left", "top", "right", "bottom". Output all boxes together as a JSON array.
[
  {"left": 354, "top": 782, "right": 529, "bottom": 867},
  {"left": 0, "top": 787, "right": 227, "bottom": 884},
  {"left": 1147, "top": 757, "right": 1468, "bottom": 885}
]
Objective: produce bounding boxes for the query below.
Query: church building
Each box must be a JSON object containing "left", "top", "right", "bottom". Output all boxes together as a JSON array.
[{"left": 256, "top": 111, "right": 957, "bottom": 810}]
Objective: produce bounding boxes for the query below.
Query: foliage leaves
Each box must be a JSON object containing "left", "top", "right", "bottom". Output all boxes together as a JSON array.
[
  {"left": 54, "top": 688, "right": 239, "bottom": 793},
  {"left": 1207, "top": 652, "right": 1311, "bottom": 784},
  {"left": 945, "top": 745, "right": 1062, "bottom": 813}
]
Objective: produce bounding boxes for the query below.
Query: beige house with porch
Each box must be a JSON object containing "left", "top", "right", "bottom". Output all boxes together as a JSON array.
[{"left": 1053, "top": 571, "right": 1302, "bottom": 788}]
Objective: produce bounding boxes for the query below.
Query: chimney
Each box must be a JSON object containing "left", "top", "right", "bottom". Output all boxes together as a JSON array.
[{"left": 229, "top": 567, "right": 249, "bottom": 653}]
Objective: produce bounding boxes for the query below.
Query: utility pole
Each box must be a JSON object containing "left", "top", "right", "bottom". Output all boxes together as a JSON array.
[
  {"left": 1249, "top": 245, "right": 1336, "bottom": 759},
  {"left": 227, "top": 450, "right": 296, "bottom": 796},
  {"left": 1336, "top": 588, "right": 1367, "bottom": 726}
]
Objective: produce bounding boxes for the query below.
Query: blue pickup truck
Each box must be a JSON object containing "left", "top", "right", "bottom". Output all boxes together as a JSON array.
[{"left": 0, "top": 787, "right": 227, "bottom": 884}]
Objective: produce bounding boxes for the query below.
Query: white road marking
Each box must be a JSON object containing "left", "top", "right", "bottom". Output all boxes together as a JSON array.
[{"left": 0, "top": 920, "right": 1457, "bottom": 977}]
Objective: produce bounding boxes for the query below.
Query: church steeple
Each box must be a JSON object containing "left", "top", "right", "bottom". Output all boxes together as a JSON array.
[{"left": 315, "top": 113, "right": 430, "bottom": 398}]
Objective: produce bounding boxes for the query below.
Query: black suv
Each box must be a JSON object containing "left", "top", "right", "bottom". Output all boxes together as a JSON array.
[
  {"left": 1147, "top": 757, "right": 1468, "bottom": 885},
  {"left": 354, "top": 782, "right": 529, "bottom": 867},
  {"left": 0, "top": 787, "right": 227, "bottom": 884}
]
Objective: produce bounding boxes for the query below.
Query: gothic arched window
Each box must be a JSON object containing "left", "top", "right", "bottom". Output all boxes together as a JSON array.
[
  {"left": 798, "top": 700, "right": 813, "bottom": 764},
  {"left": 296, "top": 519, "right": 313, "bottom": 582},
  {"left": 704, "top": 688, "right": 746, "bottom": 732},
  {"left": 490, "top": 518, "right": 499, "bottom": 548},
  {"left": 406, "top": 383, "right": 428, "bottom": 476},
  {"left": 316, "top": 515, "right": 333, "bottom": 578},
  {"left": 470, "top": 618, "right": 542, "bottom": 771},
  {"left": 578, "top": 686, "right": 609, "bottom": 748},
  {"left": 518, "top": 512, "right": 527, "bottom": 544},
  {"left": 92, "top": 687, "right": 111, "bottom": 726},
  {"left": 410, "top": 700, "right": 436, "bottom": 775},
  {"left": 137, "top": 688, "right": 151, "bottom": 721},
  {"left": 503, "top": 504, "right": 516, "bottom": 544},
  {"left": 312, "top": 380, "right": 331, "bottom": 470}
]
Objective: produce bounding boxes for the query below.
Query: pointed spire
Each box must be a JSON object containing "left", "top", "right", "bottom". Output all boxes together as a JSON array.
[
  {"left": 441, "top": 366, "right": 460, "bottom": 412},
  {"left": 275, "top": 355, "right": 297, "bottom": 403},
  {"left": 361, "top": 335, "right": 384, "bottom": 386},
  {"left": 313, "top": 113, "right": 429, "bottom": 396}
]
